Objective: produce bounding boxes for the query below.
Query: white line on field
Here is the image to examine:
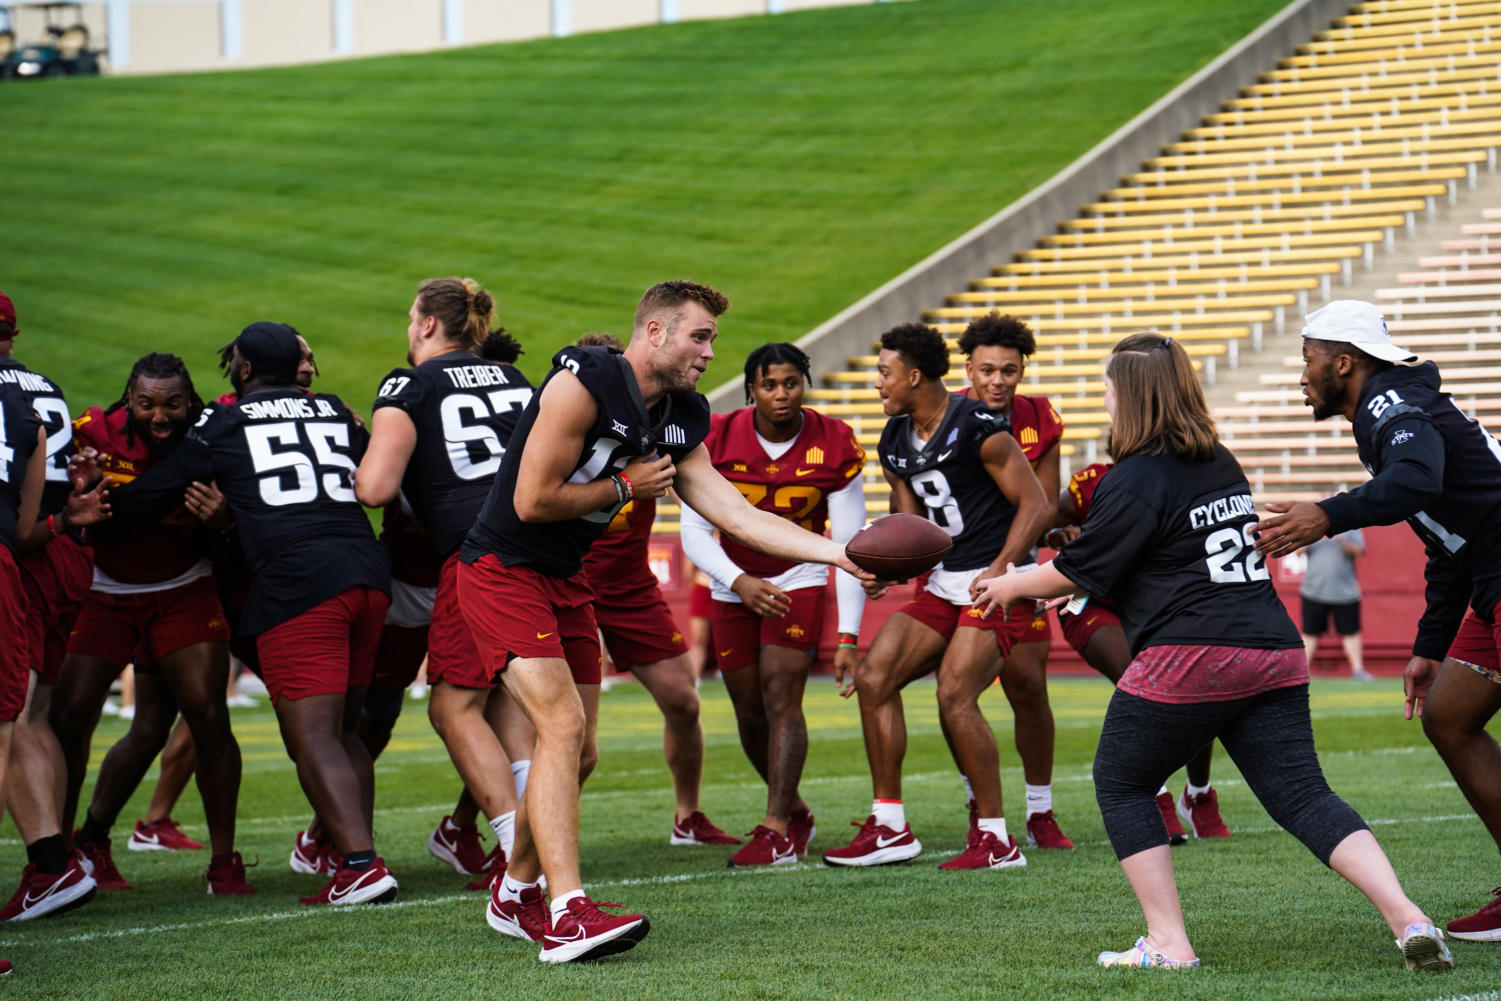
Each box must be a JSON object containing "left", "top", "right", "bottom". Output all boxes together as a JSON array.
[{"left": 1416, "top": 993, "right": 1501, "bottom": 1001}]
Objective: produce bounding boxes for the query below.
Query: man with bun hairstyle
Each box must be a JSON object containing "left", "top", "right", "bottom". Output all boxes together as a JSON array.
[
  {"left": 460, "top": 280, "right": 867, "bottom": 963},
  {"left": 1258, "top": 300, "right": 1501, "bottom": 943},
  {"left": 97, "top": 322, "right": 396, "bottom": 906},
  {"left": 356, "top": 278, "right": 534, "bottom": 905}
]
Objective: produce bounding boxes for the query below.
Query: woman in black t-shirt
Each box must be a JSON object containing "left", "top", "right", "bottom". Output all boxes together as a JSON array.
[{"left": 972, "top": 333, "right": 1452, "bottom": 973}]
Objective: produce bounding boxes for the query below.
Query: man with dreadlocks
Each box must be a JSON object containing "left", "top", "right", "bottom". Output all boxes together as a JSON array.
[{"left": 49, "top": 352, "right": 252, "bottom": 896}]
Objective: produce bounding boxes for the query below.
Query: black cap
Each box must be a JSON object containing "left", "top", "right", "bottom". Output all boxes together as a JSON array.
[{"left": 234, "top": 322, "right": 302, "bottom": 382}]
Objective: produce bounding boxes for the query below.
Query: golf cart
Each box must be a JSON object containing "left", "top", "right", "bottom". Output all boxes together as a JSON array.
[{"left": 1, "top": 2, "right": 102, "bottom": 79}]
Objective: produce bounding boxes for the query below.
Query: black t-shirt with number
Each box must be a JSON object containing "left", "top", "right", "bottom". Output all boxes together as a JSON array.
[
  {"left": 0, "top": 357, "right": 72, "bottom": 517},
  {"left": 0, "top": 383, "right": 41, "bottom": 553},
  {"left": 101, "top": 386, "right": 389, "bottom": 636},
  {"left": 464, "top": 345, "right": 710, "bottom": 579},
  {"left": 877, "top": 395, "right": 1015, "bottom": 573},
  {"left": 371, "top": 351, "right": 533, "bottom": 559},
  {"left": 1052, "top": 443, "right": 1300, "bottom": 656}
]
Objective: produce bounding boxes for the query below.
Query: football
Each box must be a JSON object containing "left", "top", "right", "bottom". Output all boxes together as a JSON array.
[{"left": 845, "top": 513, "right": 953, "bottom": 580}]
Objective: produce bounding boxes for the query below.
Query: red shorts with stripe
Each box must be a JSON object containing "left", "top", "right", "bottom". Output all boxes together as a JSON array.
[
  {"left": 368, "top": 623, "right": 429, "bottom": 692},
  {"left": 1060, "top": 603, "right": 1123, "bottom": 655},
  {"left": 0, "top": 548, "right": 35, "bottom": 723},
  {"left": 1448, "top": 600, "right": 1501, "bottom": 672},
  {"left": 425, "top": 554, "right": 493, "bottom": 689},
  {"left": 711, "top": 586, "right": 827, "bottom": 673},
  {"left": 66, "top": 576, "right": 231, "bottom": 666},
  {"left": 595, "top": 576, "right": 688, "bottom": 674},
  {"left": 457, "top": 554, "right": 602, "bottom": 686},
  {"left": 899, "top": 587, "right": 1033, "bottom": 659},
  {"left": 17, "top": 534, "right": 92, "bottom": 685},
  {"left": 255, "top": 586, "right": 389, "bottom": 704}
]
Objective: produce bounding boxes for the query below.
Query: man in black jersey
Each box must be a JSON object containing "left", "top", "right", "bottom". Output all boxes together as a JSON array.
[
  {"left": 96, "top": 322, "right": 398, "bottom": 907},
  {"left": 460, "top": 280, "right": 865, "bottom": 963},
  {"left": 0, "top": 291, "right": 101, "bottom": 920},
  {"left": 1257, "top": 299, "right": 1501, "bottom": 942},
  {"left": 822, "top": 323, "right": 1049, "bottom": 871}
]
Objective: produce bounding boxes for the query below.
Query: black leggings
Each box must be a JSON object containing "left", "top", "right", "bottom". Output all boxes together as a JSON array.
[{"left": 1093, "top": 684, "right": 1367, "bottom": 863}]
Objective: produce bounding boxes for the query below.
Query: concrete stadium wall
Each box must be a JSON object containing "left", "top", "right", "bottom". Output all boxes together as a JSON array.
[
  {"left": 707, "top": 0, "right": 1351, "bottom": 410},
  {"left": 11, "top": 0, "right": 904, "bottom": 76}
]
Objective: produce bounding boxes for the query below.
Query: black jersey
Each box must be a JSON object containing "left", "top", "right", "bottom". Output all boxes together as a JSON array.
[
  {"left": 877, "top": 395, "right": 1015, "bottom": 573},
  {"left": 0, "top": 384, "right": 41, "bottom": 553},
  {"left": 1053, "top": 444, "right": 1301, "bottom": 656},
  {"left": 464, "top": 345, "right": 711, "bottom": 578},
  {"left": 102, "top": 386, "right": 389, "bottom": 636},
  {"left": 371, "top": 351, "right": 533, "bottom": 559},
  {"left": 0, "top": 357, "right": 71, "bottom": 517},
  {"left": 1317, "top": 362, "right": 1501, "bottom": 659}
]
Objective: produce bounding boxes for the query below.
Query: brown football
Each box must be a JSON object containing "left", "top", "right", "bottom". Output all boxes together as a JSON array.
[{"left": 845, "top": 513, "right": 953, "bottom": 580}]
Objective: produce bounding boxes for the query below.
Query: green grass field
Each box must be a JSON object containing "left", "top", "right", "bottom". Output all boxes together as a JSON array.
[
  {"left": 3, "top": 0, "right": 1290, "bottom": 414},
  {"left": 4, "top": 677, "right": 1496, "bottom": 999}
]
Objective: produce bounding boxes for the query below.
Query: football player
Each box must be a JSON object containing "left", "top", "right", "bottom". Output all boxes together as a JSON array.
[
  {"left": 681, "top": 342, "right": 866, "bottom": 865},
  {"left": 822, "top": 323, "right": 1049, "bottom": 870}
]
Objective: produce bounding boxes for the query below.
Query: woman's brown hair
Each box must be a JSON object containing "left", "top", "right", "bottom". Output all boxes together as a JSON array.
[{"left": 1105, "top": 331, "right": 1219, "bottom": 462}]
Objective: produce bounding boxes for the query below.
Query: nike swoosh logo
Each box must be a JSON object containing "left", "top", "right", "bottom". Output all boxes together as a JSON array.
[
  {"left": 545, "top": 927, "right": 587, "bottom": 945},
  {"left": 794, "top": 468, "right": 817, "bottom": 477},
  {"left": 22, "top": 881, "right": 66, "bottom": 908},
  {"left": 719, "top": 649, "right": 733, "bottom": 658},
  {"left": 536, "top": 632, "right": 554, "bottom": 640},
  {"left": 328, "top": 871, "right": 379, "bottom": 903},
  {"left": 773, "top": 845, "right": 795, "bottom": 862},
  {"left": 987, "top": 854, "right": 1012, "bottom": 866},
  {"left": 135, "top": 833, "right": 160, "bottom": 845},
  {"left": 874, "top": 833, "right": 906, "bottom": 848},
  {"left": 937, "top": 451, "right": 953, "bottom": 462}
]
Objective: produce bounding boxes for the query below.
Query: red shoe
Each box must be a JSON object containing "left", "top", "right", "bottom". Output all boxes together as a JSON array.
[
  {"left": 427, "top": 815, "right": 488, "bottom": 875},
  {"left": 1156, "top": 791, "right": 1188, "bottom": 845},
  {"left": 726, "top": 826, "right": 797, "bottom": 868},
  {"left": 289, "top": 830, "right": 338, "bottom": 876},
  {"left": 205, "top": 852, "right": 256, "bottom": 896},
  {"left": 939, "top": 830, "right": 1026, "bottom": 870},
  {"left": 669, "top": 811, "right": 741, "bottom": 846},
  {"left": 0, "top": 860, "right": 97, "bottom": 921},
  {"left": 1447, "top": 886, "right": 1501, "bottom": 942},
  {"left": 487, "top": 881, "right": 548, "bottom": 941},
  {"left": 465, "top": 844, "right": 508, "bottom": 891},
  {"left": 128, "top": 817, "right": 203, "bottom": 852},
  {"left": 539, "top": 896, "right": 649, "bottom": 963},
  {"left": 0, "top": 960, "right": 10, "bottom": 976},
  {"left": 299, "top": 859, "right": 398, "bottom": 906},
  {"left": 1177, "top": 787, "right": 1231, "bottom": 839},
  {"left": 1024, "top": 810, "right": 1075, "bottom": 851},
  {"left": 822, "top": 815, "right": 922, "bottom": 867},
  {"left": 788, "top": 808, "right": 817, "bottom": 857},
  {"left": 73, "top": 836, "right": 130, "bottom": 890}
]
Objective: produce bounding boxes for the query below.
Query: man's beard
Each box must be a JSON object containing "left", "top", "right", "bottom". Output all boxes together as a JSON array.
[
  {"left": 1310, "top": 369, "right": 1342, "bottom": 421},
  {"left": 134, "top": 420, "right": 185, "bottom": 458}
]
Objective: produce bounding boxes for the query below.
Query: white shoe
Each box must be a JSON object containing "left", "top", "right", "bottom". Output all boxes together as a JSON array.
[
  {"left": 407, "top": 683, "right": 428, "bottom": 701},
  {"left": 225, "top": 694, "right": 258, "bottom": 709},
  {"left": 1351, "top": 668, "right": 1373, "bottom": 681},
  {"left": 118, "top": 704, "right": 136, "bottom": 721},
  {"left": 100, "top": 699, "right": 121, "bottom": 717}
]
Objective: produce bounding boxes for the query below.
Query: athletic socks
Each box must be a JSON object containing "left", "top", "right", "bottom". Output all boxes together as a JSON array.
[
  {"left": 77, "top": 812, "right": 110, "bottom": 847},
  {"left": 959, "top": 774, "right": 975, "bottom": 804},
  {"left": 511, "top": 760, "right": 531, "bottom": 799},
  {"left": 489, "top": 810, "right": 516, "bottom": 860},
  {"left": 342, "top": 850, "right": 375, "bottom": 872},
  {"left": 1024, "top": 784, "right": 1052, "bottom": 819},
  {"left": 498, "top": 872, "right": 538, "bottom": 904},
  {"left": 550, "top": 888, "right": 585, "bottom": 922},
  {"left": 26, "top": 834, "right": 68, "bottom": 876},
  {"left": 872, "top": 799, "right": 905, "bottom": 830},
  {"left": 1185, "top": 781, "right": 1212, "bottom": 799},
  {"left": 977, "top": 817, "right": 1010, "bottom": 843}
]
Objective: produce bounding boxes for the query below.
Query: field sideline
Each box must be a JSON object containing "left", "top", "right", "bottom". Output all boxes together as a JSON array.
[{"left": 4, "top": 677, "right": 1497, "bottom": 999}]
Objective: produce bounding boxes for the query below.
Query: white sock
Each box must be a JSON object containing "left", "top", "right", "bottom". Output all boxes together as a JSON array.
[
  {"left": 511, "top": 760, "right": 531, "bottom": 799},
  {"left": 1025, "top": 783, "right": 1052, "bottom": 818},
  {"left": 1185, "top": 781, "right": 1211, "bottom": 799},
  {"left": 550, "top": 888, "right": 585, "bottom": 922},
  {"left": 959, "top": 774, "right": 974, "bottom": 803},
  {"left": 978, "top": 817, "right": 1009, "bottom": 843},
  {"left": 871, "top": 799, "right": 905, "bottom": 830},
  {"left": 489, "top": 811, "right": 516, "bottom": 860},
  {"left": 499, "top": 872, "right": 537, "bottom": 904}
]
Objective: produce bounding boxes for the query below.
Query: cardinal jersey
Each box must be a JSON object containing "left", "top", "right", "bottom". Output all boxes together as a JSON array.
[
  {"left": 0, "top": 384, "right": 40, "bottom": 553},
  {"left": 465, "top": 345, "right": 710, "bottom": 579},
  {"left": 72, "top": 405, "right": 208, "bottom": 587},
  {"left": 582, "top": 495, "right": 659, "bottom": 590},
  {"left": 961, "top": 388, "right": 1064, "bottom": 467},
  {"left": 701, "top": 407, "right": 864, "bottom": 578},
  {"left": 1068, "top": 462, "right": 1112, "bottom": 522},
  {"left": 0, "top": 358, "right": 72, "bottom": 517},
  {"left": 878, "top": 396, "right": 1015, "bottom": 573}
]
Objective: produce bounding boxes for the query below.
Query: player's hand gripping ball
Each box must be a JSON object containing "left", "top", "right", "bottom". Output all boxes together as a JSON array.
[{"left": 844, "top": 513, "right": 952, "bottom": 581}]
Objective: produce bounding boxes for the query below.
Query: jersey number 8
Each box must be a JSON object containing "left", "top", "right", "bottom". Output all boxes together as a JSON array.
[{"left": 909, "top": 469, "right": 964, "bottom": 537}]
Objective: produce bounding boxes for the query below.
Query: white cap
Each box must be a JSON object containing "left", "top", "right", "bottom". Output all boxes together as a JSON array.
[{"left": 1301, "top": 300, "right": 1416, "bottom": 364}]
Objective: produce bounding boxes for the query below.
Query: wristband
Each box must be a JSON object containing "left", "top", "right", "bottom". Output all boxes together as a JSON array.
[
  {"left": 617, "top": 471, "right": 634, "bottom": 501},
  {"left": 837, "top": 641, "right": 858, "bottom": 650},
  {"left": 611, "top": 475, "right": 627, "bottom": 507},
  {"left": 48, "top": 514, "right": 60, "bottom": 537},
  {"left": 837, "top": 632, "right": 858, "bottom": 644}
]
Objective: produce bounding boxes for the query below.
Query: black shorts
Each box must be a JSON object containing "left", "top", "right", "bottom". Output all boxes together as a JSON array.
[{"left": 1300, "top": 598, "right": 1361, "bottom": 637}]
